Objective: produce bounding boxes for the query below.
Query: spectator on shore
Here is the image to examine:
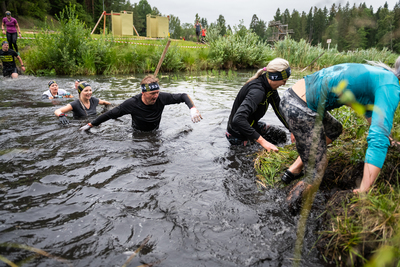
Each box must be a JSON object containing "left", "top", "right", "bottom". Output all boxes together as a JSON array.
[
  {"left": 201, "top": 28, "right": 207, "bottom": 43},
  {"left": 194, "top": 20, "right": 201, "bottom": 43},
  {"left": 2, "top": 11, "right": 22, "bottom": 54}
]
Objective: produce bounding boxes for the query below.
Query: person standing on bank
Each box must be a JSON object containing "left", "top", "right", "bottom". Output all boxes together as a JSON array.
[
  {"left": 79, "top": 75, "right": 202, "bottom": 131},
  {"left": 194, "top": 20, "right": 202, "bottom": 43},
  {"left": 0, "top": 41, "right": 25, "bottom": 78},
  {"left": 279, "top": 58, "right": 400, "bottom": 202},
  {"left": 226, "top": 58, "right": 293, "bottom": 152},
  {"left": 2, "top": 11, "right": 22, "bottom": 54},
  {"left": 55, "top": 82, "right": 111, "bottom": 125}
]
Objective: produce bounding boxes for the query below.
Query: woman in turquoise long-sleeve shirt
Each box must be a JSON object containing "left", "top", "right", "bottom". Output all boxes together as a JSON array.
[{"left": 279, "top": 58, "right": 400, "bottom": 200}]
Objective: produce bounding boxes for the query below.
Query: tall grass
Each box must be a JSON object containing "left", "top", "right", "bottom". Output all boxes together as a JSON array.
[
  {"left": 207, "top": 26, "right": 268, "bottom": 69},
  {"left": 275, "top": 37, "right": 399, "bottom": 70},
  {"left": 21, "top": 5, "right": 400, "bottom": 75}
]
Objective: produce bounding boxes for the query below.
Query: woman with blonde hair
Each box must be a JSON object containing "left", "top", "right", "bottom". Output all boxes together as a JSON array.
[{"left": 226, "top": 58, "right": 293, "bottom": 151}]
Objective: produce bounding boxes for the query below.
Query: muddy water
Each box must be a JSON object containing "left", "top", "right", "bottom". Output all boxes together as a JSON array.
[{"left": 0, "top": 72, "right": 328, "bottom": 266}]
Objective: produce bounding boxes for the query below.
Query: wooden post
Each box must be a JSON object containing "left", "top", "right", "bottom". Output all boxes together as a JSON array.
[
  {"left": 132, "top": 24, "right": 140, "bottom": 37},
  {"left": 103, "top": 11, "right": 106, "bottom": 35},
  {"left": 154, "top": 40, "right": 171, "bottom": 77},
  {"left": 301, "top": 52, "right": 325, "bottom": 72},
  {"left": 91, "top": 11, "right": 105, "bottom": 35}
]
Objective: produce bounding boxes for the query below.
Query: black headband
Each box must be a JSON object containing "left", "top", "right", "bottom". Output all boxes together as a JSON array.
[
  {"left": 141, "top": 82, "right": 160, "bottom": 92},
  {"left": 48, "top": 80, "right": 56, "bottom": 87},
  {"left": 267, "top": 67, "right": 291, "bottom": 81},
  {"left": 77, "top": 82, "right": 90, "bottom": 94}
]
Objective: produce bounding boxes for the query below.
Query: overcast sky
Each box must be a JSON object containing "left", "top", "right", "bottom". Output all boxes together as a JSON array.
[{"left": 147, "top": 0, "right": 399, "bottom": 28}]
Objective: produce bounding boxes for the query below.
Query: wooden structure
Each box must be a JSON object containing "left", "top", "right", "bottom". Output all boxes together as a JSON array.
[
  {"left": 91, "top": 11, "right": 139, "bottom": 36},
  {"left": 267, "top": 21, "right": 293, "bottom": 42},
  {"left": 146, "top": 14, "right": 169, "bottom": 38}
]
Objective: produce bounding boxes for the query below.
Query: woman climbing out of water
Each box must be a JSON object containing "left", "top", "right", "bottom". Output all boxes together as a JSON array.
[
  {"left": 54, "top": 82, "right": 111, "bottom": 125},
  {"left": 42, "top": 80, "right": 74, "bottom": 99},
  {"left": 226, "top": 57, "right": 294, "bottom": 151},
  {"left": 278, "top": 57, "right": 400, "bottom": 205}
]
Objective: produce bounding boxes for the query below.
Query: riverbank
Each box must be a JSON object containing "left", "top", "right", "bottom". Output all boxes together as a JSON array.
[
  {"left": 255, "top": 106, "right": 400, "bottom": 265},
  {"left": 3, "top": 5, "right": 399, "bottom": 76}
]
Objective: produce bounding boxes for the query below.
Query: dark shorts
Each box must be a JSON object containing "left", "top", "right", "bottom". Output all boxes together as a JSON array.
[
  {"left": 226, "top": 122, "right": 287, "bottom": 146},
  {"left": 279, "top": 88, "right": 343, "bottom": 183},
  {"left": 3, "top": 67, "right": 18, "bottom": 77},
  {"left": 196, "top": 31, "right": 200, "bottom": 37}
]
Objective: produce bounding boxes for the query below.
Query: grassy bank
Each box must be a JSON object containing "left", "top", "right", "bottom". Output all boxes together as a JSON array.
[
  {"left": 7, "top": 5, "right": 399, "bottom": 76},
  {"left": 255, "top": 105, "right": 400, "bottom": 265}
]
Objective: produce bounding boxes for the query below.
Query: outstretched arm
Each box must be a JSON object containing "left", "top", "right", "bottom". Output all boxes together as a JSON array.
[
  {"left": 186, "top": 95, "right": 202, "bottom": 123},
  {"left": 99, "top": 99, "right": 111, "bottom": 105},
  {"left": 55, "top": 104, "right": 73, "bottom": 125}
]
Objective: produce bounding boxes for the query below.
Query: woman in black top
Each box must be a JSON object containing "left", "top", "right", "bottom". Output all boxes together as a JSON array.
[
  {"left": 226, "top": 58, "right": 293, "bottom": 151},
  {"left": 54, "top": 82, "right": 111, "bottom": 125}
]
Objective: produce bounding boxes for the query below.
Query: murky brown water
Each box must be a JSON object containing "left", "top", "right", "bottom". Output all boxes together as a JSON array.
[{"left": 0, "top": 71, "right": 328, "bottom": 266}]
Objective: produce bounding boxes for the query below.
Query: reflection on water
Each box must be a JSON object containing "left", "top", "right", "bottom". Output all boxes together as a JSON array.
[{"left": 0, "top": 71, "right": 326, "bottom": 266}]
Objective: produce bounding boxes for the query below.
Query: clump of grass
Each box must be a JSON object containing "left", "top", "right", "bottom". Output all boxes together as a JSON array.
[
  {"left": 319, "top": 184, "right": 400, "bottom": 266},
  {"left": 254, "top": 144, "right": 299, "bottom": 187}
]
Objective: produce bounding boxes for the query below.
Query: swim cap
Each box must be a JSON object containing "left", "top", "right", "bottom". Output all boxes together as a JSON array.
[
  {"left": 48, "top": 80, "right": 56, "bottom": 87},
  {"left": 77, "top": 82, "right": 90, "bottom": 94},
  {"left": 1, "top": 41, "right": 8, "bottom": 46},
  {"left": 141, "top": 82, "right": 160, "bottom": 92}
]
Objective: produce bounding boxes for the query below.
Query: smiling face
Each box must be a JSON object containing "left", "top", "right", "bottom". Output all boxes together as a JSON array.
[
  {"left": 49, "top": 83, "right": 59, "bottom": 95},
  {"left": 141, "top": 90, "right": 160, "bottom": 105},
  {"left": 79, "top": 86, "right": 92, "bottom": 101},
  {"left": 268, "top": 78, "right": 289, "bottom": 90}
]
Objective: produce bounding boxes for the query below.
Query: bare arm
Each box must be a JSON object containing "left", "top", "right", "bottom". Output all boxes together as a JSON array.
[
  {"left": 256, "top": 136, "right": 278, "bottom": 152},
  {"left": 16, "top": 23, "right": 21, "bottom": 37},
  {"left": 55, "top": 104, "right": 73, "bottom": 117},
  {"left": 353, "top": 163, "right": 381, "bottom": 193},
  {"left": 98, "top": 99, "right": 111, "bottom": 105},
  {"left": 16, "top": 56, "right": 25, "bottom": 71},
  {"left": 2, "top": 21, "right": 5, "bottom": 34}
]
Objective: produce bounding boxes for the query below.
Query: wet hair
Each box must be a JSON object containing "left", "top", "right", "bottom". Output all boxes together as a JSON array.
[
  {"left": 366, "top": 56, "right": 400, "bottom": 80},
  {"left": 245, "top": 58, "right": 290, "bottom": 84},
  {"left": 140, "top": 75, "right": 159, "bottom": 86}
]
